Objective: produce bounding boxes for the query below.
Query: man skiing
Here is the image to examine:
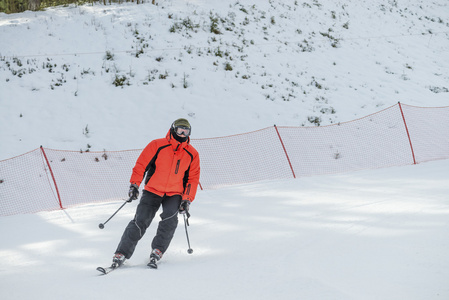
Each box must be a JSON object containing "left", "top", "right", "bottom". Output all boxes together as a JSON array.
[{"left": 112, "top": 118, "right": 200, "bottom": 269}]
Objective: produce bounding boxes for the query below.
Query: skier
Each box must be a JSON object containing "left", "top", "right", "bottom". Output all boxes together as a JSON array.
[{"left": 112, "top": 118, "right": 200, "bottom": 269}]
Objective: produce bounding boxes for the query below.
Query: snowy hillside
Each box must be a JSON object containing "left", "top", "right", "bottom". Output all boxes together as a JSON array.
[{"left": 1, "top": 0, "right": 448, "bottom": 160}]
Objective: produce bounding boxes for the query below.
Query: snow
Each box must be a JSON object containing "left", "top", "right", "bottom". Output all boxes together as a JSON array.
[
  {"left": 1, "top": 159, "right": 448, "bottom": 299},
  {"left": 0, "top": 0, "right": 449, "bottom": 299}
]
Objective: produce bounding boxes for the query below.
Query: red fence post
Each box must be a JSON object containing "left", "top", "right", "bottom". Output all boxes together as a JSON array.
[
  {"left": 274, "top": 125, "right": 296, "bottom": 178},
  {"left": 398, "top": 102, "right": 417, "bottom": 165},
  {"left": 40, "top": 146, "right": 64, "bottom": 209}
]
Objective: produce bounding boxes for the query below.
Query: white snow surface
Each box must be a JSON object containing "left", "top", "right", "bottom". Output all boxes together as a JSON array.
[
  {"left": 0, "top": 0, "right": 449, "bottom": 299},
  {"left": 0, "top": 159, "right": 448, "bottom": 300}
]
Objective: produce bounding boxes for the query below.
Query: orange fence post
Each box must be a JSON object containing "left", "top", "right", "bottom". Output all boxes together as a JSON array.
[
  {"left": 274, "top": 125, "right": 296, "bottom": 178},
  {"left": 40, "top": 146, "right": 64, "bottom": 209},
  {"left": 398, "top": 102, "right": 417, "bottom": 165}
]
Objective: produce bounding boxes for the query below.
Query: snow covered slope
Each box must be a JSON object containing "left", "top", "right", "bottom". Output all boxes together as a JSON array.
[{"left": 0, "top": 159, "right": 448, "bottom": 300}]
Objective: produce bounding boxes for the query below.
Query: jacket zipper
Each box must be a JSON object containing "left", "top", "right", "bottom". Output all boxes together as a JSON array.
[
  {"left": 185, "top": 183, "right": 191, "bottom": 196},
  {"left": 175, "top": 159, "right": 180, "bottom": 174}
]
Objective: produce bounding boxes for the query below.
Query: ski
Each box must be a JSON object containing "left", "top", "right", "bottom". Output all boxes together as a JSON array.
[
  {"left": 97, "top": 263, "right": 119, "bottom": 275},
  {"left": 97, "top": 260, "right": 158, "bottom": 273}
]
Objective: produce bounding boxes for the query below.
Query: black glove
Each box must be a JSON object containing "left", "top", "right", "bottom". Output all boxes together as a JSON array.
[
  {"left": 128, "top": 184, "right": 139, "bottom": 202},
  {"left": 179, "top": 200, "right": 190, "bottom": 214}
]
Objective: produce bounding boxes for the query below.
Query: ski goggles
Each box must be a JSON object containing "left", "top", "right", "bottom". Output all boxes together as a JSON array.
[{"left": 174, "top": 126, "right": 191, "bottom": 137}]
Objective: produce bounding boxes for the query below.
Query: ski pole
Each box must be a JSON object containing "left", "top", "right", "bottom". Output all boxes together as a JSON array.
[
  {"left": 183, "top": 213, "right": 193, "bottom": 254},
  {"left": 98, "top": 197, "right": 132, "bottom": 229}
]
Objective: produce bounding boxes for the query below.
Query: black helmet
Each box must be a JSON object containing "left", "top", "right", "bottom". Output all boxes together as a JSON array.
[{"left": 171, "top": 118, "right": 191, "bottom": 137}]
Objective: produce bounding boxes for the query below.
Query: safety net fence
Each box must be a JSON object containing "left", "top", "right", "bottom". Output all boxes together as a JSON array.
[{"left": 1, "top": 103, "right": 448, "bottom": 216}]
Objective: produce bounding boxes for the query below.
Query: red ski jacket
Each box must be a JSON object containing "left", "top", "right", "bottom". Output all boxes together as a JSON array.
[{"left": 130, "top": 131, "right": 200, "bottom": 202}]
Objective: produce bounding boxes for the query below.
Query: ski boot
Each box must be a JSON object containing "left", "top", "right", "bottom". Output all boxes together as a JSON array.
[
  {"left": 147, "top": 249, "right": 162, "bottom": 269},
  {"left": 112, "top": 253, "right": 126, "bottom": 268}
]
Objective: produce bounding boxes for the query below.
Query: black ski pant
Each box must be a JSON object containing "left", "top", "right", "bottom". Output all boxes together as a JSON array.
[{"left": 115, "top": 190, "right": 181, "bottom": 259}]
